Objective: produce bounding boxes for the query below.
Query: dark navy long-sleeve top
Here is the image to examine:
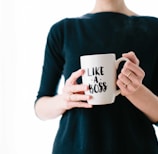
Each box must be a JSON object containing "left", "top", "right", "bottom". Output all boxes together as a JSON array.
[{"left": 36, "top": 12, "right": 158, "bottom": 154}]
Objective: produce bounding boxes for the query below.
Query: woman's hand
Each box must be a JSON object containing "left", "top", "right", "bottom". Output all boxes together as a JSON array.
[
  {"left": 117, "top": 51, "right": 145, "bottom": 96},
  {"left": 116, "top": 51, "right": 158, "bottom": 123},
  {"left": 62, "top": 69, "right": 92, "bottom": 110},
  {"left": 35, "top": 69, "right": 92, "bottom": 120}
]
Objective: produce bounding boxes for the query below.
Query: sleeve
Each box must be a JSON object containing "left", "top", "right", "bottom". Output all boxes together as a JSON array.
[{"left": 35, "top": 21, "right": 65, "bottom": 102}]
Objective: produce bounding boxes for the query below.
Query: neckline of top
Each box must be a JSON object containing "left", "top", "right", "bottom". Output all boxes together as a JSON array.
[{"left": 84, "top": 11, "right": 139, "bottom": 18}]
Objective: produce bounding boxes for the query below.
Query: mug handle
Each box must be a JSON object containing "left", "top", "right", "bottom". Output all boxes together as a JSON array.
[{"left": 115, "top": 57, "right": 129, "bottom": 96}]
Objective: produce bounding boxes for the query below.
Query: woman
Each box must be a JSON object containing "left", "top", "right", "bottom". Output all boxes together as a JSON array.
[{"left": 35, "top": 0, "right": 158, "bottom": 153}]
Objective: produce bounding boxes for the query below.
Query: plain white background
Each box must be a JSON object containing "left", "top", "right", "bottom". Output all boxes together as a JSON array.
[{"left": 1, "top": 0, "right": 158, "bottom": 153}]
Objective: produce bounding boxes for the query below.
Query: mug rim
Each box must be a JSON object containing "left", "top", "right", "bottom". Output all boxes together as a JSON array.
[{"left": 80, "top": 53, "right": 116, "bottom": 58}]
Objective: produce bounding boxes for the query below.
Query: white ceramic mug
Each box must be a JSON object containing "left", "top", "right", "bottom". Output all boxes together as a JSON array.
[{"left": 80, "top": 53, "right": 128, "bottom": 105}]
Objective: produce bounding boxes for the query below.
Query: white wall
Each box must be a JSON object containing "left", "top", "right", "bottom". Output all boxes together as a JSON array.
[{"left": 1, "top": 0, "right": 158, "bottom": 154}]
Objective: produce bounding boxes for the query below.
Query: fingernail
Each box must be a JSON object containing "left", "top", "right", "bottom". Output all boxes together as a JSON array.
[
  {"left": 85, "top": 85, "right": 89, "bottom": 91},
  {"left": 87, "top": 95, "right": 92, "bottom": 100},
  {"left": 130, "top": 51, "right": 135, "bottom": 55},
  {"left": 81, "top": 69, "right": 85, "bottom": 74},
  {"left": 122, "top": 53, "right": 126, "bottom": 56},
  {"left": 88, "top": 104, "right": 93, "bottom": 108}
]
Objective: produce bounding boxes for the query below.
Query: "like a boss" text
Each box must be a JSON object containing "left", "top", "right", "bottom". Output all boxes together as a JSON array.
[{"left": 87, "top": 66, "right": 107, "bottom": 94}]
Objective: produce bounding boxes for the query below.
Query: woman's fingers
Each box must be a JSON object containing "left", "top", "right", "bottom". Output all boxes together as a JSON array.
[
  {"left": 66, "top": 93, "right": 92, "bottom": 102},
  {"left": 64, "top": 101, "right": 92, "bottom": 110},
  {"left": 63, "top": 93, "right": 92, "bottom": 110},
  {"left": 122, "top": 51, "right": 139, "bottom": 65},
  {"left": 120, "top": 61, "right": 145, "bottom": 89},
  {"left": 66, "top": 69, "right": 85, "bottom": 85},
  {"left": 122, "top": 60, "right": 145, "bottom": 78},
  {"left": 117, "top": 51, "right": 145, "bottom": 96},
  {"left": 63, "top": 92, "right": 92, "bottom": 110},
  {"left": 63, "top": 84, "right": 89, "bottom": 94},
  {"left": 62, "top": 68, "right": 92, "bottom": 110}
]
